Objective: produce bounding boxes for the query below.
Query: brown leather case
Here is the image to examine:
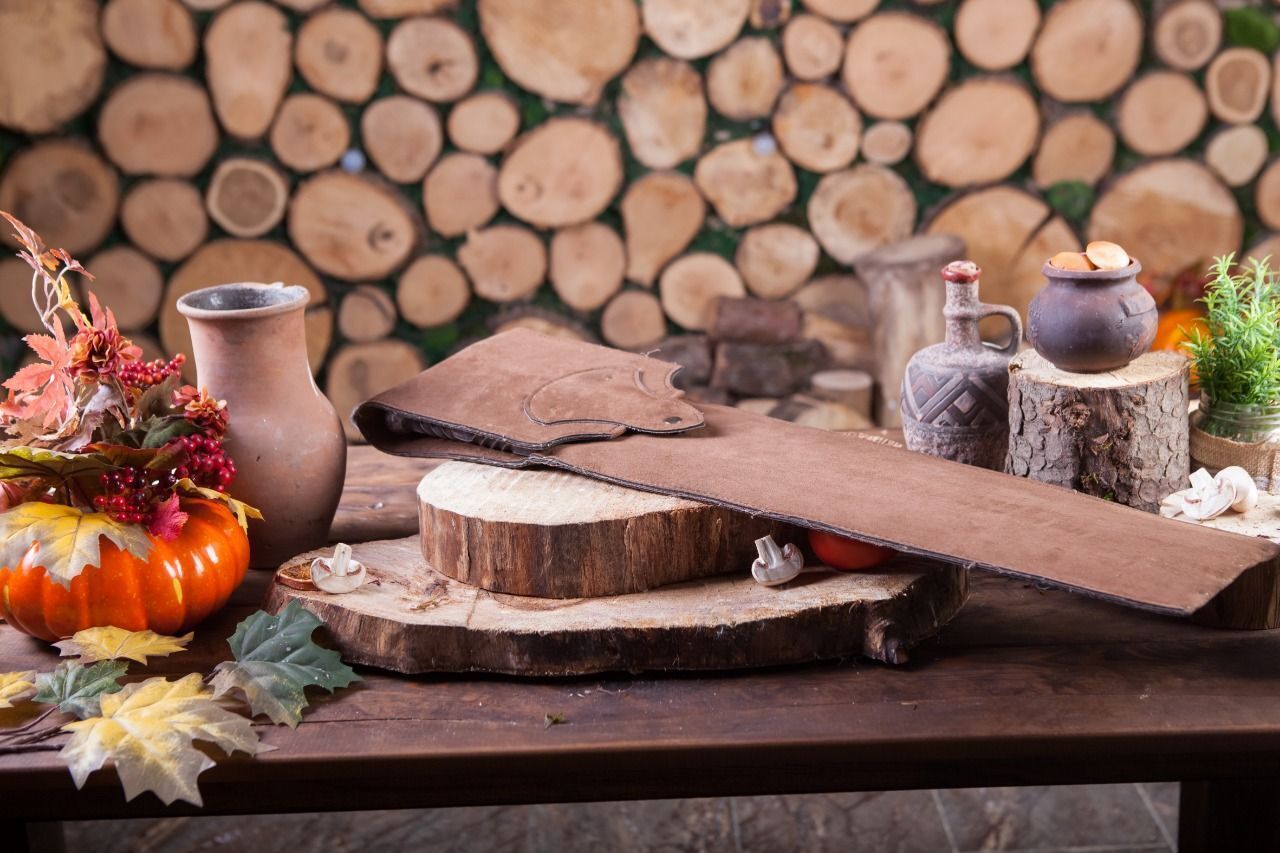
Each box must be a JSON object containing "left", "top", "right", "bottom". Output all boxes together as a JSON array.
[{"left": 354, "top": 329, "right": 1279, "bottom": 617}]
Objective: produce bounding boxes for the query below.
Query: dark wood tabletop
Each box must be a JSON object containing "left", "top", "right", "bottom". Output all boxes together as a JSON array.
[{"left": 2, "top": 445, "right": 1278, "bottom": 851}]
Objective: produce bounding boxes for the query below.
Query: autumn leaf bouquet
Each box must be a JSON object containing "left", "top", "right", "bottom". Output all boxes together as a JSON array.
[{"left": 0, "top": 212, "right": 260, "bottom": 641}]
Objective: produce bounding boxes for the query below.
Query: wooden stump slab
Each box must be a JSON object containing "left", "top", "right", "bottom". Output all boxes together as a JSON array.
[{"left": 266, "top": 535, "right": 968, "bottom": 674}]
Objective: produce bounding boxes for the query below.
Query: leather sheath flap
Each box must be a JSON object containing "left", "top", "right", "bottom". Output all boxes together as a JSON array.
[{"left": 526, "top": 365, "right": 701, "bottom": 432}]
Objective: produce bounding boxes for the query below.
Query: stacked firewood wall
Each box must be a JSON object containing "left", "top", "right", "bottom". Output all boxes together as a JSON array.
[{"left": 0, "top": 0, "right": 1272, "bottom": 434}]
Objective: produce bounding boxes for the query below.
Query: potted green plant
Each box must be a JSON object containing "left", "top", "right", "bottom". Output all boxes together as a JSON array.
[{"left": 1183, "top": 254, "right": 1280, "bottom": 491}]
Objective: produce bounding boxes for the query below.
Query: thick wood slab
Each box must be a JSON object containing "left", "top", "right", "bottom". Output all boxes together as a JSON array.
[{"left": 266, "top": 536, "right": 968, "bottom": 675}]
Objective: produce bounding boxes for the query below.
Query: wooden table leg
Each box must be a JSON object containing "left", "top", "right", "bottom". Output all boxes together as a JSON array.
[
  {"left": 1179, "top": 779, "right": 1280, "bottom": 852},
  {"left": 1, "top": 821, "right": 65, "bottom": 853}
]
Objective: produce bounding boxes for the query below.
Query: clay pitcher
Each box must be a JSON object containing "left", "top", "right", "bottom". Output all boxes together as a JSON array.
[
  {"left": 178, "top": 283, "right": 347, "bottom": 568},
  {"left": 900, "top": 261, "right": 1022, "bottom": 470}
]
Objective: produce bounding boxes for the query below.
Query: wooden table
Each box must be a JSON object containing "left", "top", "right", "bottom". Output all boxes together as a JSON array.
[{"left": 2, "top": 445, "right": 1279, "bottom": 852}]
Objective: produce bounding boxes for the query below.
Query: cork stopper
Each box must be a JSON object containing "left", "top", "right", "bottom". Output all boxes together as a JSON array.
[{"left": 941, "top": 260, "right": 981, "bottom": 284}]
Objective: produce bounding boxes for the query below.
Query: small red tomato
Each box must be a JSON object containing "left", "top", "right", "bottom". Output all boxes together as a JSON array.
[{"left": 808, "top": 529, "right": 896, "bottom": 572}]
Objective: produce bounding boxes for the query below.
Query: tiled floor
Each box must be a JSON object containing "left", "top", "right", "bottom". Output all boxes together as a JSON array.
[{"left": 63, "top": 782, "right": 1180, "bottom": 852}]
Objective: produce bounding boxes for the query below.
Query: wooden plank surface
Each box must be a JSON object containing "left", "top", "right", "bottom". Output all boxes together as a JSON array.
[{"left": 1, "top": 443, "right": 1279, "bottom": 821}]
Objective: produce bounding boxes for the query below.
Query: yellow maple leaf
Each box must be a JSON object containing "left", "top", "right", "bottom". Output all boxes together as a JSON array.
[
  {"left": 54, "top": 627, "right": 193, "bottom": 664},
  {"left": 0, "top": 670, "right": 36, "bottom": 709},
  {"left": 0, "top": 504, "right": 153, "bottom": 587},
  {"left": 60, "top": 674, "right": 263, "bottom": 806},
  {"left": 176, "top": 479, "right": 263, "bottom": 531}
]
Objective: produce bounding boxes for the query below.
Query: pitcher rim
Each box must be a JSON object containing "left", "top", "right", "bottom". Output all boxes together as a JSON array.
[{"left": 177, "top": 282, "right": 311, "bottom": 320}]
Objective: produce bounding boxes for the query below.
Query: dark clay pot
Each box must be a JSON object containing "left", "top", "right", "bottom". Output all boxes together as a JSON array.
[{"left": 1027, "top": 260, "right": 1156, "bottom": 372}]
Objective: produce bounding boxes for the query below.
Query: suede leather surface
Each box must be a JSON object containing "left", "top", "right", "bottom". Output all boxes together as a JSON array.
[{"left": 355, "top": 330, "right": 1279, "bottom": 616}]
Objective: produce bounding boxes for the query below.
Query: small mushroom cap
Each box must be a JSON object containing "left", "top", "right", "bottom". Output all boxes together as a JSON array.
[{"left": 941, "top": 260, "right": 981, "bottom": 283}]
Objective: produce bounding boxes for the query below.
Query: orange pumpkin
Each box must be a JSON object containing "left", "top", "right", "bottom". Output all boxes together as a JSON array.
[
  {"left": 0, "top": 499, "right": 249, "bottom": 641},
  {"left": 1153, "top": 308, "right": 1207, "bottom": 353}
]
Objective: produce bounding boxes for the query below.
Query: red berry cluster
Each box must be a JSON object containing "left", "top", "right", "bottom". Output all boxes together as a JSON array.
[
  {"left": 118, "top": 354, "right": 186, "bottom": 389},
  {"left": 171, "top": 434, "right": 236, "bottom": 491},
  {"left": 94, "top": 467, "right": 177, "bottom": 525}
]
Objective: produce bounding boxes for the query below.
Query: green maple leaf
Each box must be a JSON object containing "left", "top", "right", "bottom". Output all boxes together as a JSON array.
[
  {"left": 34, "top": 660, "right": 128, "bottom": 719},
  {"left": 0, "top": 504, "right": 153, "bottom": 587},
  {"left": 211, "top": 602, "right": 360, "bottom": 728}
]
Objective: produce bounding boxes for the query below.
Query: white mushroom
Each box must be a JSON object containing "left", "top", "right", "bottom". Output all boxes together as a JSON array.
[
  {"left": 310, "top": 542, "right": 368, "bottom": 594},
  {"left": 1180, "top": 468, "right": 1236, "bottom": 521},
  {"left": 751, "top": 535, "right": 804, "bottom": 587},
  {"left": 1216, "top": 466, "right": 1260, "bottom": 513}
]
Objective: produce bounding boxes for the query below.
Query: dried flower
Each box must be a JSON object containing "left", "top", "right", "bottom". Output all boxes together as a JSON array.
[
  {"left": 67, "top": 294, "right": 141, "bottom": 381},
  {"left": 174, "top": 386, "right": 229, "bottom": 437}
]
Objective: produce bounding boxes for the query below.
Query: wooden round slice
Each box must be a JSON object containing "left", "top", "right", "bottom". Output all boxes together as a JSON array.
[
  {"left": 498, "top": 118, "right": 623, "bottom": 228},
  {"left": 386, "top": 16, "right": 477, "bottom": 103},
  {"left": 800, "top": 0, "right": 878, "bottom": 23},
  {"left": 423, "top": 153, "right": 499, "bottom": 238},
  {"left": 550, "top": 223, "right": 626, "bottom": 312},
  {"left": 1255, "top": 159, "right": 1280, "bottom": 232},
  {"left": 289, "top": 172, "right": 420, "bottom": 281},
  {"left": 0, "top": 0, "right": 105, "bottom": 133},
  {"left": 1032, "top": 113, "right": 1115, "bottom": 189},
  {"left": 601, "top": 290, "right": 668, "bottom": 349},
  {"left": 1205, "top": 47, "right": 1271, "bottom": 124},
  {"left": 915, "top": 78, "right": 1039, "bottom": 188},
  {"left": 326, "top": 340, "right": 426, "bottom": 440},
  {"left": 0, "top": 140, "right": 119, "bottom": 256},
  {"left": 338, "top": 285, "right": 397, "bottom": 344},
  {"left": 488, "top": 305, "right": 595, "bottom": 343},
  {"left": 693, "top": 138, "right": 797, "bottom": 228},
  {"left": 735, "top": 223, "right": 820, "bottom": 299},
  {"left": 397, "top": 255, "right": 471, "bottom": 329},
  {"left": 204, "top": 0, "right": 292, "bottom": 140},
  {"left": 98, "top": 73, "right": 217, "bottom": 177},
  {"left": 1206, "top": 124, "right": 1269, "bottom": 188},
  {"left": 269, "top": 94, "right": 351, "bottom": 173},
  {"left": 1153, "top": 0, "right": 1221, "bottom": 71},
  {"left": 0, "top": 258, "right": 52, "bottom": 334},
  {"left": 641, "top": 0, "right": 750, "bottom": 60},
  {"left": 659, "top": 253, "right": 746, "bottom": 330},
  {"left": 706, "top": 37, "right": 785, "bottom": 121},
  {"left": 954, "top": 0, "right": 1039, "bottom": 71},
  {"left": 457, "top": 225, "right": 547, "bottom": 303},
  {"left": 205, "top": 158, "right": 288, "bottom": 239},
  {"left": 621, "top": 171, "right": 706, "bottom": 287},
  {"left": 358, "top": 0, "right": 456, "bottom": 15},
  {"left": 1030, "top": 0, "right": 1142, "bottom": 103},
  {"left": 860, "top": 121, "right": 912, "bottom": 166},
  {"left": 295, "top": 6, "right": 383, "bottom": 105},
  {"left": 1115, "top": 71, "right": 1208, "bottom": 158},
  {"left": 782, "top": 14, "right": 843, "bottom": 81},
  {"left": 478, "top": 0, "right": 639, "bottom": 106},
  {"left": 1089, "top": 160, "right": 1242, "bottom": 279},
  {"left": 618, "top": 58, "right": 707, "bottom": 170},
  {"left": 102, "top": 0, "right": 197, "bottom": 70},
  {"left": 361, "top": 96, "right": 442, "bottom": 185},
  {"left": 842, "top": 12, "right": 950, "bottom": 120},
  {"left": 773, "top": 83, "right": 861, "bottom": 173},
  {"left": 120, "top": 179, "right": 208, "bottom": 262},
  {"left": 80, "top": 246, "right": 163, "bottom": 331},
  {"left": 446, "top": 92, "right": 520, "bottom": 156},
  {"left": 808, "top": 165, "right": 916, "bottom": 265},
  {"left": 809, "top": 368, "right": 873, "bottom": 417}
]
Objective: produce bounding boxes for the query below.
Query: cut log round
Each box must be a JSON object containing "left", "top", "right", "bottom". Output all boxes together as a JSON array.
[
  {"left": 205, "top": 158, "right": 288, "bottom": 239},
  {"left": 97, "top": 73, "right": 218, "bottom": 177},
  {"left": 295, "top": 6, "right": 383, "bottom": 105},
  {"left": 641, "top": 0, "right": 751, "bottom": 60},
  {"left": 954, "top": 0, "right": 1039, "bottom": 71},
  {"left": 659, "top": 253, "right": 747, "bottom": 330},
  {"left": 800, "top": 0, "right": 878, "bottom": 23},
  {"left": 457, "top": 225, "right": 547, "bottom": 303},
  {"left": 478, "top": 0, "right": 639, "bottom": 106},
  {"left": 1115, "top": 71, "right": 1208, "bottom": 157},
  {"left": 709, "top": 297, "right": 803, "bottom": 344},
  {"left": 1205, "top": 47, "right": 1271, "bottom": 125},
  {"left": 601, "top": 290, "right": 668, "bottom": 349},
  {"left": 338, "top": 285, "right": 398, "bottom": 344},
  {"left": 860, "top": 122, "right": 912, "bottom": 166},
  {"left": 693, "top": 138, "right": 797, "bottom": 228},
  {"left": 809, "top": 368, "right": 873, "bottom": 418},
  {"left": 422, "top": 153, "right": 499, "bottom": 238},
  {"left": 751, "top": 0, "right": 792, "bottom": 28},
  {"left": 621, "top": 172, "right": 706, "bottom": 287},
  {"left": 396, "top": 255, "right": 470, "bottom": 329},
  {"left": 1255, "top": 160, "right": 1280, "bottom": 232},
  {"left": 0, "top": 258, "right": 53, "bottom": 334},
  {"left": 269, "top": 94, "right": 351, "bottom": 173},
  {"left": 0, "top": 141, "right": 119, "bottom": 257},
  {"left": 842, "top": 12, "right": 950, "bottom": 120},
  {"left": 361, "top": 96, "right": 442, "bottom": 184},
  {"left": 358, "top": 0, "right": 456, "bottom": 16},
  {"left": 617, "top": 58, "right": 707, "bottom": 170},
  {"left": 446, "top": 92, "right": 520, "bottom": 156},
  {"left": 204, "top": 0, "right": 292, "bottom": 139},
  {"left": 915, "top": 77, "right": 1039, "bottom": 188},
  {"left": 1030, "top": 0, "right": 1143, "bottom": 103},
  {"left": 735, "top": 224, "right": 820, "bottom": 299},
  {"left": 1006, "top": 349, "right": 1190, "bottom": 513},
  {"left": 549, "top": 223, "right": 626, "bottom": 312},
  {"left": 1032, "top": 112, "right": 1115, "bottom": 189},
  {"left": 162, "top": 239, "right": 329, "bottom": 378},
  {"left": 772, "top": 83, "right": 862, "bottom": 173},
  {"left": 418, "top": 461, "right": 791, "bottom": 598},
  {"left": 101, "top": 0, "right": 197, "bottom": 70},
  {"left": 488, "top": 305, "right": 595, "bottom": 343},
  {"left": 0, "top": 0, "right": 105, "bottom": 133},
  {"left": 706, "top": 37, "right": 785, "bottom": 121},
  {"left": 808, "top": 165, "right": 916, "bottom": 265},
  {"left": 289, "top": 172, "right": 420, "bottom": 281},
  {"left": 1089, "top": 160, "right": 1243, "bottom": 279},
  {"left": 386, "top": 16, "right": 477, "bottom": 104},
  {"left": 1153, "top": 0, "right": 1221, "bottom": 71},
  {"left": 782, "top": 14, "right": 844, "bottom": 81},
  {"left": 497, "top": 118, "right": 623, "bottom": 228},
  {"left": 120, "top": 179, "right": 208, "bottom": 262},
  {"left": 793, "top": 273, "right": 870, "bottom": 328},
  {"left": 1206, "top": 125, "right": 1269, "bottom": 188},
  {"left": 326, "top": 341, "right": 426, "bottom": 441},
  {"left": 79, "top": 246, "right": 163, "bottom": 331}
]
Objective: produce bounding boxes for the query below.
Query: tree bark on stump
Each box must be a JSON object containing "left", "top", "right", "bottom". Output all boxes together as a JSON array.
[{"left": 1005, "top": 349, "right": 1190, "bottom": 513}]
